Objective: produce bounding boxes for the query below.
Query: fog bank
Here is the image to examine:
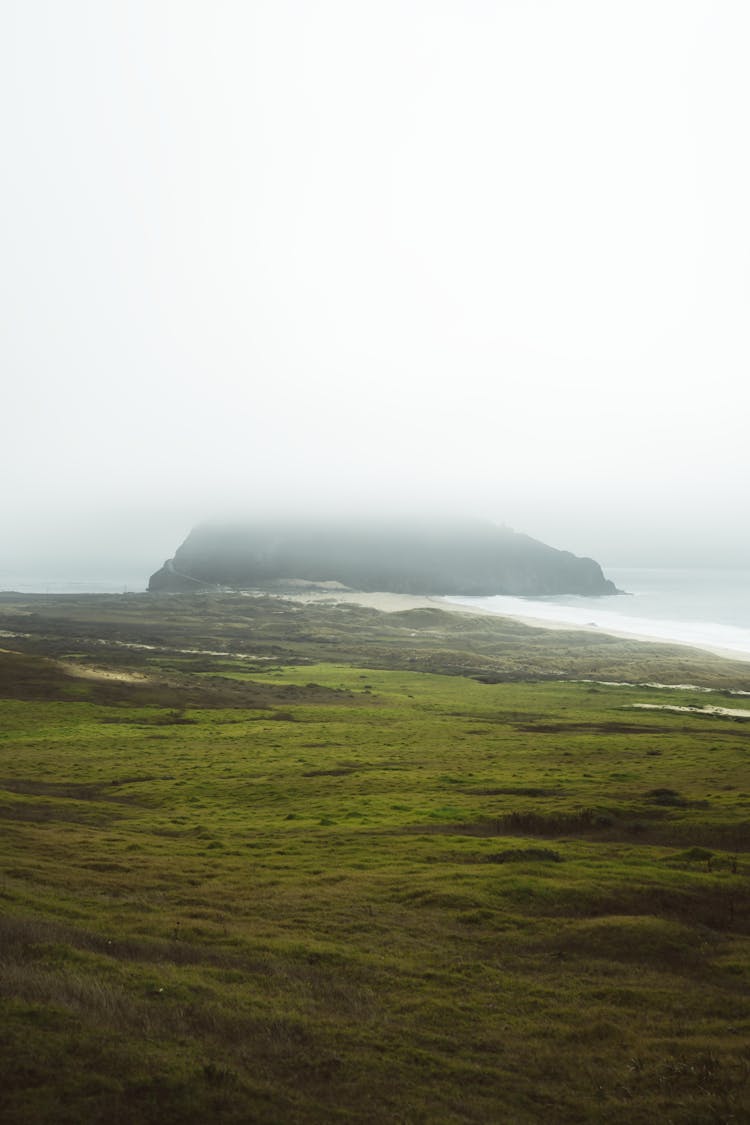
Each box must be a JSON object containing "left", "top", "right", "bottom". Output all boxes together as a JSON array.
[{"left": 2, "top": 1, "right": 748, "bottom": 577}]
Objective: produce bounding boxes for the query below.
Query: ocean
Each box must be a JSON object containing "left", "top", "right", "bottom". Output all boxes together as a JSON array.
[
  {"left": 0, "top": 576, "right": 149, "bottom": 595},
  {"left": 445, "top": 568, "right": 750, "bottom": 658}
]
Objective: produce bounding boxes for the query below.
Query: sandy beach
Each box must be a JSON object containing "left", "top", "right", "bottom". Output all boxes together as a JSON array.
[{"left": 281, "top": 588, "right": 750, "bottom": 664}]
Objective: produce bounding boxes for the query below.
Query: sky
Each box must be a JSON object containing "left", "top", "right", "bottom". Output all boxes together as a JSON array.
[{"left": 2, "top": 0, "right": 748, "bottom": 579}]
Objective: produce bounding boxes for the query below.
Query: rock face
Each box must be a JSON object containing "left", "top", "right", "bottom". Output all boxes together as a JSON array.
[{"left": 149, "top": 519, "right": 619, "bottom": 597}]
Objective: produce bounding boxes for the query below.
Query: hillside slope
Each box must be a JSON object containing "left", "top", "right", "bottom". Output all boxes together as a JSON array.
[{"left": 149, "top": 518, "right": 619, "bottom": 596}]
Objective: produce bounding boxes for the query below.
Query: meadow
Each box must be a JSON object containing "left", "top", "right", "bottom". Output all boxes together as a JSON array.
[{"left": 0, "top": 591, "right": 749, "bottom": 1123}]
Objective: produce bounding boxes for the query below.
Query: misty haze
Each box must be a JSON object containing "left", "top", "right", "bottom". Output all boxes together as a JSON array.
[
  {"left": 1, "top": 0, "right": 749, "bottom": 586},
  {"left": 2, "top": 3, "right": 750, "bottom": 1123}
]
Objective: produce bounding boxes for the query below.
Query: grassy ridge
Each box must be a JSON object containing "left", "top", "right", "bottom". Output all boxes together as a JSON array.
[
  {"left": 1, "top": 594, "right": 749, "bottom": 1122},
  {"left": 3, "top": 590, "right": 750, "bottom": 688}
]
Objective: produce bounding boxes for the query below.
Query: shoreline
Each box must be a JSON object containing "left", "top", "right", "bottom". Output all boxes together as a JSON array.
[
  {"left": 284, "top": 588, "right": 750, "bottom": 665},
  {"left": 2, "top": 584, "right": 748, "bottom": 668}
]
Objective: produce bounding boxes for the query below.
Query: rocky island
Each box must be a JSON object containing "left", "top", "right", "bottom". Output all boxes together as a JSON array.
[{"left": 149, "top": 518, "right": 619, "bottom": 596}]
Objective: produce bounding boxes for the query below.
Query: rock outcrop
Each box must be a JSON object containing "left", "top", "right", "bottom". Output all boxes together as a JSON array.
[{"left": 149, "top": 518, "right": 619, "bottom": 597}]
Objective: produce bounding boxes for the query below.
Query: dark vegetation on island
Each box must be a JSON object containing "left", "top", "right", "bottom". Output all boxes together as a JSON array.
[
  {"left": 149, "top": 517, "right": 620, "bottom": 596},
  {"left": 1, "top": 588, "right": 749, "bottom": 1123}
]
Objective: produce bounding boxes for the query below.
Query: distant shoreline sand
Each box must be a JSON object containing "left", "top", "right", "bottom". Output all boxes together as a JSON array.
[
  {"left": 284, "top": 588, "right": 750, "bottom": 665},
  {"left": 2, "top": 583, "right": 748, "bottom": 666}
]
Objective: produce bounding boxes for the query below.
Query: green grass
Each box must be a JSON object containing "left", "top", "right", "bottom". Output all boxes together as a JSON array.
[{"left": 0, "top": 593, "right": 749, "bottom": 1122}]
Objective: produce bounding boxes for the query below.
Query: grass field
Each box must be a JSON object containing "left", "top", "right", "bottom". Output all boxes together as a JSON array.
[{"left": 1, "top": 592, "right": 749, "bottom": 1122}]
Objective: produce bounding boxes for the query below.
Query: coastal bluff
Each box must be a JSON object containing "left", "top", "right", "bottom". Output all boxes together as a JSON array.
[{"left": 149, "top": 519, "right": 619, "bottom": 597}]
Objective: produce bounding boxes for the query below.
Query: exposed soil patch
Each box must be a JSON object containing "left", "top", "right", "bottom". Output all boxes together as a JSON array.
[
  {"left": 0, "top": 649, "right": 365, "bottom": 710},
  {"left": 0, "top": 801, "right": 114, "bottom": 825},
  {"left": 56, "top": 661, "right": 149, "bottom": 684},
  {"left": 516, "top": 721, "right": 665, "bottom": 734},
  {"left": 466, "top": 786, "right": 564, "bottom": 797},
  {"left": 399, "top": 809, "right": 750, "bottom": 852},
  {"left": 0, "top": 776, "right": 168, "bottom": 801},
  {"left": 303, "top": 766, "right": 359, "bottom": 778}
]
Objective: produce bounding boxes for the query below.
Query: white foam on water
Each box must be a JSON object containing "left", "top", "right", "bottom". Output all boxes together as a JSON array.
[{"left": 443, "top": 568, "right": 750, "bottom": 658}]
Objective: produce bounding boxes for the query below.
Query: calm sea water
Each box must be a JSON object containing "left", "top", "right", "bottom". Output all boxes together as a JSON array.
[
  {"left": 0, "top": 575, "right": 149, "bottom": 594},
  {"left": 445, "top": 568, "right": 750, "bottom": 658}
]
